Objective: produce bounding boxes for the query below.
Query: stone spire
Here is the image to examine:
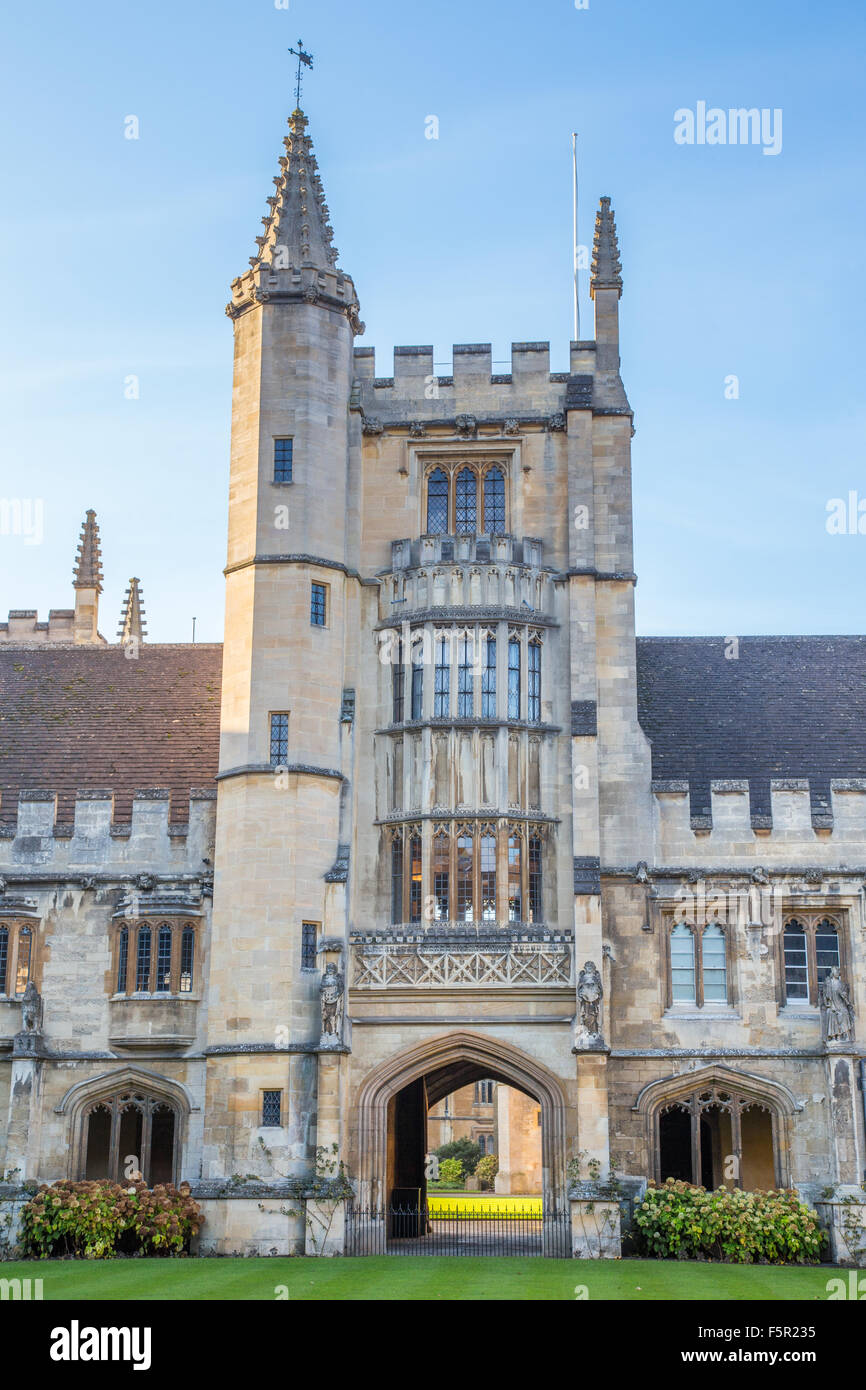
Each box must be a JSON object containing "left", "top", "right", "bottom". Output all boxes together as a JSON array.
[
  {"left": 73, "top": 509, "right": 103, "bottom": 592},
  {"left": 226, "top": 108, "right": 362, "bottom": 334},
  {"left": 590, "top": 196, "right": 623, "bottom": 299},
  {"left": 117, "top": 578, "right": 146, "bottom": 645},
  {"left": 72, "top": 509, "right": 104, "bottom": 645}
]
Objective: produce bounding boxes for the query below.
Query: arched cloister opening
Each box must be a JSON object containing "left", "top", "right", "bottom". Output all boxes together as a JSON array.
[
  {"left": 634, "top": 1065, "right": 799, "bottom": 1191},
  {"left": 353, "top": 1031, "right": 568, "bottom": 1215}
]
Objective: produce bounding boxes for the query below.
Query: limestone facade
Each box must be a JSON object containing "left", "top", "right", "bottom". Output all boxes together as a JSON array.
[{"left": 1, "top": 105, "right": 865, "bottom": 1257}]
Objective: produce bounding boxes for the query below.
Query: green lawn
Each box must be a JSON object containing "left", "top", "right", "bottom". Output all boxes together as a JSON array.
[{"left": 0, "top": 1257, "right": 846, "bottom": 1301}]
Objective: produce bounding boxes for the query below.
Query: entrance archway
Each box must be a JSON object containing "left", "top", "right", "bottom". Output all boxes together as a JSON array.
[{"left": 353, "top": 1031, "right": 568, "bottom": 1211}]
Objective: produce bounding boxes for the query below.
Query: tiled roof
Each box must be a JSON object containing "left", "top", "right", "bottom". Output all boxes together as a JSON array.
[
  {"left": 0, "top": 645, "right": 222, "bottom": 824},
  {"left": 636, "top": 635, "right": 866, "bottom": 818}
]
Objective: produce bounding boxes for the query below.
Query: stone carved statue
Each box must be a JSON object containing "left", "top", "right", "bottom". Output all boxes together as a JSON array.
[
  {"left": 820, "top": 967, "right": 855, "bottom": 1043},
  {"left": 20, "top": 981, "right": 43, "bottom": 1034},
  {"left": 319, "top": 961, "right": 344, "bottom": 1041},
  {"left": 577, "top": 960, "right": 603, "bottom": 1037}
]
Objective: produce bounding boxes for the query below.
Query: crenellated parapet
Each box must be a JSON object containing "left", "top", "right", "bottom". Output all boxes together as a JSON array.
[
  {"left": 652, "top": 777, "right": 866, "bottom": 862},
  {"left": 0, "top": 787, "right": 217, "bottom": 875}
]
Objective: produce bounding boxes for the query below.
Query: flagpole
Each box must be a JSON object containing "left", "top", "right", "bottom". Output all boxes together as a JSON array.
[{"left": 572, "top": 132, "right": 580, "bottom": 341}]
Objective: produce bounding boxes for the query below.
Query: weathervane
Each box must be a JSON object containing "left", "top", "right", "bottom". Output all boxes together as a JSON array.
[{"left": 288, "top": 40, "right": 314, "bottom": 109}]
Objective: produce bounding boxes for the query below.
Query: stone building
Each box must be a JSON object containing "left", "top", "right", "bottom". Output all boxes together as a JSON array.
[{"left": 1, "top": 102, "right": 865, "bottom": 1256}]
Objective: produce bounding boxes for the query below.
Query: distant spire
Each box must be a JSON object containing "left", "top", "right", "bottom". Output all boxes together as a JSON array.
[
  {"left": 590, "top": 196, "right": 623, "bottom": 300},
  {"left": 73, "top": 509, "right": 103, "bottom": 592},
  {"left": 117, "top": 578, "right": 146, "bottom": 644}
]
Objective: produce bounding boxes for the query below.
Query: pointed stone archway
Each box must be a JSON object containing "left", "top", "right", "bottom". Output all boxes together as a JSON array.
[{"left": 351, "top": 1030, "right": 569, "bottom": 1209}]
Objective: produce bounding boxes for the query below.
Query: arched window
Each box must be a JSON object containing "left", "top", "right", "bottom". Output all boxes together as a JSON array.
[
  {"left": 179, "top": 926, "right": 195, "bottom": 994},
  {"left": 116, "top": 926, "right": 129, "bottom": 994},
  {"left": 156, "top": 925, "right": 172, "bottom": 992},
  {"left": 670, "top": 924, "right": 696, "bottom": 1003},
  {"left": 527, "top": 637, "right": 541, "bottom": 723},
  {"left": 782, "top": 916, "right": 842, "bottom": 1006},
  {"left": 391, "top": 835, "right": 404, "bottom": 924},
  {"left": 702, "top": 923, "right": 727, "bottom": 1003},
  {"left": 409, "top": 834, "right": 423, "bottom": 923},
  {"left": 507, "top": 637, "right": 521, "bottom": 719},
  {"left": 481, "top": 634, "right": 496, "bottom": 717},
  {"left": 136, "top": 927, "right": 152, "bottom": 992},
  {"left": 15, "top": 927, "right": 32, "bottom": 995},
  {"left": 455, "top": 468, "right": 477, "bottom": 534},
  {"left": 0, "top": 926, "right": 8, "bottom": 995},
  {"left": 456, "top": 829, "right": 474, "bottom": 920},
  {"left": 426, "top": 469, "right": 449, "bottom": 534},
  {"left": 483, "top": 467, "right": 506, "bottom": 533},
  {"left": 528, "top": 835, "right": 543, "bottom": 923},
  {"left": 783, "top": 921, "right": 808, "bottom": 1002},
  {"left": 457, "top": 632, "right": 474, "bottom": 716},
  {"left": 480, "top": 833, "right": 497, "bottom": 921},
  {"left": 432, "top": 830, "right": 450, "bottom": 921},
  {"left": 434, "top": 634, "right": 451, "bottom": 716},
  {"left": 507, "top": 835, "right": 522, "bottom": 921},
  {"left": 82, "top": 1091, "right": 178, "bottom": 1185}
]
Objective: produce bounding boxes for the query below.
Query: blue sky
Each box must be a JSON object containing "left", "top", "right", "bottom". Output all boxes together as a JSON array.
[{"left": 1, "top": 0, "right": 864, "bottom": 642}]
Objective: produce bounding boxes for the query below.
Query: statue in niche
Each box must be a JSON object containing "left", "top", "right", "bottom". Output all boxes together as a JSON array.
[
  {"left": 20, "top": 981, "right": 43, "bottom": 1035},
  {"left": 320, "top": 962, "right": 344, "bottom": 1042},
  {"left": 820, "top": 967, "right": 855, "bottom": 1043},
  {"left": 577, "top": 961, "right": 603, "bottom": 1038}
]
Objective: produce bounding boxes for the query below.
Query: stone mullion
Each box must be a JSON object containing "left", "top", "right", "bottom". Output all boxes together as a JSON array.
[{"left": 690, "top": 1096, "right": 702, "bottom": 1186}]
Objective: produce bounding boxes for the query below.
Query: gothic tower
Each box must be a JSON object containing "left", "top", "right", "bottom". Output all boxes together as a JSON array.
[{"left": 203, "top": 109, "right": 363, "bottom": 1178}]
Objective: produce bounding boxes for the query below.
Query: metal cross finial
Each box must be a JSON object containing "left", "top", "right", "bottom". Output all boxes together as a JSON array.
[{"left": 288, "top": 40, "right": 314, "bottom": 108}]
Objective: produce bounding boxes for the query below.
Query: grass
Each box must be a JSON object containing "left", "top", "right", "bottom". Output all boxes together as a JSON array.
[
  {"left": 0, "top": 1257, "right": 845, "bottom": 1301},
  {"left": 427, "top": 1193, "right": 543, "bottom": 1218}
]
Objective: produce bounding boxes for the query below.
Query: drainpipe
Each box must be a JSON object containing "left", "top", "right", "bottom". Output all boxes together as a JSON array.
[{"left": 860, "top": 1061, "right": 866, "bottom": 1183}]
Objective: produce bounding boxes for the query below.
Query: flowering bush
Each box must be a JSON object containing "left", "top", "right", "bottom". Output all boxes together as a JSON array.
[
  {"left": 475, "top": 1155, "right": 499, "bottom": 1190},
  {"left": 20, "top": 1179, "right": 203, "bottom": 1260},
  {"left": 633, "top": 1179, "right": 825, "bottom": 1264}
]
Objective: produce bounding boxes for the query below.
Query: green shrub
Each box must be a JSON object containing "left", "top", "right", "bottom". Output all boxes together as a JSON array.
[
  {"left": 438, "top": 1158, "right": 464, "bottom": 1187},
  {"left": 434, "top": 1139, "right": 482, "bottom": 1176},
  {"left": 633, "top": 1179, "right": 825, "bottom": 1265},
  {"left": 475, "top": 1155, "right": 499, "bottom": 1190},
  {"left": 20, "top": 1179, "right": 203, "bottom": 1260}
]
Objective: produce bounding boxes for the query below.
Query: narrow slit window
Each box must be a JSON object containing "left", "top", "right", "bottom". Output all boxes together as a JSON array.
[
  {"left": 456, "top": 832, "right": 474, "bottom": 920},
  {"left": 507, "top": 638, "right": 521, "bottom": 719},
  {"left": 179, "top": 926, "right": 194, "bottom": 993},
  {"left": 528, "top": 835, "right": 542, "bottom": 923},
  {"left": 483, "top": 467, "right": 506, "bottom": 533},
  {"left": 481, "top": 635, "right": 496, "bottom": 718},
  {"left": 116, "top": 926, "right": 129, "bottom": 994},
  {"left": 670, "top": 923, "right": 696, "bottom": 1003},
  {"left": 783, "top": 921, "right": 808, "bottom": 1002},
  {"left": 273, "top": 438, "right": 293, "bottom": 483},
  {"left": 455, "top": 468, "right": 477, "bottom": 534},
  {"left": 15, "top": 926, "right": 32, "bottom": 996},
  {"left": 135, "top": 927, "right": 152, "bottom": 992},
  {"left": 702, "top": 923, "right": 727, "bottom": 1003},
  {"left": 391, "top": 836, "right": 404, "bottom": 924},
  {"left": 507, "top": 835, "right": 522, "bottom": 921},
  {"left": 434, "top": 634, "right": 450, "bottom": 717},
  {"left": 426, "top": 468, "right": 449, "bottom": 534},
  {"left": 411, "top": 642, "right": 424, "bottom": 719},
  {"left": 156, "top": 924, "right": 172, "bottom": 992},
  {"left": 301, "top": 922, "right": 318, "bottom": 971},
  {"left": 528, "top": 640, "right": 541, "bottom": 723},
  {"left": 310, "top": 582, "right": 327, "bottom": 627},
  {"left": 270, "top": 712, "right": 289, "bottom": 766},
  {"left": 409, "top": 835, "right": 423, "bottom": 923},
  {"left": 457, "top": 633, "right": 474, "bottom": 717}
]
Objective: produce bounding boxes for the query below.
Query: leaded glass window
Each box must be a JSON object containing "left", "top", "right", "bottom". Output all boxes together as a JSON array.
[
  {"left": 455, "top": 468, "right": 477, "bottom": 534},
  {"left": 480, "top": 834, "right": 497, "bottom": 921},
  {"left": 270, "top": 712, "right": 289, "bottom": 766},
  {"left": 426, "top": 469, "right": 449, "bottom": 534},
  {"left": 815, "top": 919, "right": 840, "bottom": 985},
  {"left": 262, "top": 1091, "right": 282, "bottom": 1127},
  {"left": 457, "top": 633, "right": 474, "bottom": 716},
  {"left": 670, "top": 923, "right": 696, "bottom": 1003},
  {"left": 434, "top": 634, "right": 450, "bottom": 716},
  {"left": 273, "top": 438, "right": 293, "bottom": 483},
  {"left": 481, "top": 635, "right": 496, "bottom": 718},
  {"left": 483, "top": 466, "right": 505, "bottom": 533},
  {"left": 391, "top": 836, "right": 404, "bottom": 923},
  {"left": 409, "top": 835, "right": 423, "bottom": 923},
  {"left": 301, "top": 922, "right": 318, "bottom": 971},
  {"left": 508, "top": 835, "right": 522, "bottom": 921},
  {"left": 0, "top": 927, "right": 8, "bottom": 994},
  {"left": 156, "top": 924, "right": 172, "bottom": 992},
  {"left": 702, "top": 924, "right": 727, "bottom": 1003},
  {"left": 456, "top": 831, "right": 473, "bottom": 920},
  {"left": 528, "top": 835, "right": 542, "bottom": 922},
  {"left": 783, "top": 922, "right": 808, "bottom": 1001},
  {"left": 433, "top": 832, "right": 450, "bottom": 921},
  {"left": 507, "top": 638, "right": 521, "bottom": 719},
  {"left": 528, "top": 639, "right": 541, "bottom": 722},
  {"left": 135, "top": 927, "right": 152, "bottom": 992},
  {"left": 180, "top": 926, "right": 194, "bottom": 993}
]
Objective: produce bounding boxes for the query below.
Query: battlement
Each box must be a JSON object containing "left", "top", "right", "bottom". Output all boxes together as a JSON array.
[
  {"left": 651, "top": 778, "right": 866, "bottom": 862},
  {"left": 354, "top": 341, "right": 598, "bottom": 388},
  {"left": 0, "top": 787, "right": 217, "bottom": 876},
  {"left": 0, "top": 609, "right": 76, "bottom": 644}
]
